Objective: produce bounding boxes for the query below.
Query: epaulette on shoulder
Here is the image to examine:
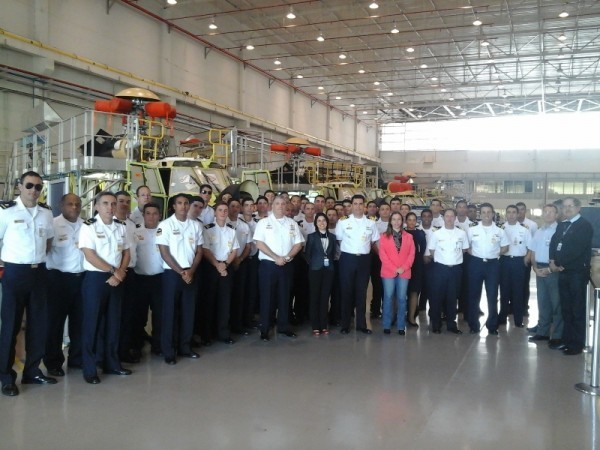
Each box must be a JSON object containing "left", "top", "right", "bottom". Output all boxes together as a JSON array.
[
  {"left": 339, "top": 215, "right": 348, "bottom": 221},
  {"left": 37, "top": 202, "right": 51, "bottom": 210},
  {"left": 501, "top": 223, "right": 506, "bottom": 229},
  {"left": 84, "top": 218, "right": 97, "bottom": 225},
  {"left": 433, "top": 225, "right": 441, "bottom": 230},
  {"left": 114, "top": 219, "right": 126, "bottom": 225},
  {"left": 253, "top": 217, "right": 260, "bottom": 222},
  {"left": 226, "top": 223, "right": 234, "bottom": 229},
  {"left": 0, "top": 201, "right": 16, "bottom": 209},
  {"left": 135, "top": 223, "right": 142, "bottom": 228},
  {"left": 204, "top": 223, "right": 216, "bottom": 229},
  {"left": 296, "top": 220, "right": 304, "bottom": 225},
  {"left": 239, "top": 217, "right": 247, "bottom": 224},
  {"left": 520, "top": 222, "right": 529, "bottom": 229},
  {"left": 469, "top": 222, "right": 478, "bottom": 227},
  {"left": 368, "top": 216, "right": 377, "bottom": 221}
]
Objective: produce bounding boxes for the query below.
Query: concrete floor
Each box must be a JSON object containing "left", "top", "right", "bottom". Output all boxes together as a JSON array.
[{"left": 2, "top": 283, "right": 599, "bottom": 450}]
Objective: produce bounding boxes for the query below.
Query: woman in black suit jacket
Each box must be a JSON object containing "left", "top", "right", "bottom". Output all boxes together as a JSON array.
[{"left": 305, "top": 212, "right": 337, "bottom": 335}]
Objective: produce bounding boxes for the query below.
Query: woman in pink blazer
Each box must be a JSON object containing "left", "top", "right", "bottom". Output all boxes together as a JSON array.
[{"left": 379, "top": 212, "right": 416, "bottom": 335}]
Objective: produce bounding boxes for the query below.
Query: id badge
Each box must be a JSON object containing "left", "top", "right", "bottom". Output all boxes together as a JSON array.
[
  {"left": 557, "top": 242, "right": 562, "bottom": 251},
  {"left": 324, "top": 257, "right": 330, "bottom": 267}
]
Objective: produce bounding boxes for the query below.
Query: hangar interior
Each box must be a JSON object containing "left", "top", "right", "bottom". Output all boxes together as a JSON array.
[{"left": 1, "top": 1, "right": 599, "bottom": 449}]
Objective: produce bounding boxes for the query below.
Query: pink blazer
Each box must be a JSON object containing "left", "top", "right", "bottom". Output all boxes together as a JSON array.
[{"left": 379, "top": 231, "right": 416, "bottom": 279}]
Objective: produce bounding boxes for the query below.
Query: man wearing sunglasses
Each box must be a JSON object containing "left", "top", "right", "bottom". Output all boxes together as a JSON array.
[
  {"left": 199, "top": 184, "right": 215, "bottom": 225},
  {"left": 0, "top": 171, "right": 56, "bottom": 396}
]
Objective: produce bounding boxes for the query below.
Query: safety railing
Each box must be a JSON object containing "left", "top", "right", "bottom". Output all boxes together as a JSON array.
[{"left": 575, "top": 277, "right": 600, "bottom": 395}]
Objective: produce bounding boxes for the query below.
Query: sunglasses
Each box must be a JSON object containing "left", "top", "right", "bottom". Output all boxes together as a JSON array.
[
  {"left": 201, "top": 190, "right": 212, "bottom": 195},
  {"left": 24, "top": 183, "right": 43, "bottom": 191}
]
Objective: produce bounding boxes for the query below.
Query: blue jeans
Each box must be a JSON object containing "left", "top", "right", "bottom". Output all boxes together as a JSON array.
[
  {"left": 382, "top": 276, "right": 409, "bottom": 330},
  {"left": 536, "top": 272, "right": 563, "bottom": 338}
]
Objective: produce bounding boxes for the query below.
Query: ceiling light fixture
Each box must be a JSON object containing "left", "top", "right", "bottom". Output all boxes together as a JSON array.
[
  {"left": 406, "top": 47, "right": 415, "bottom": 53},
  {"left": 317, "top": 32, "right": 325, "bottom": 42},
  {"left": 339, "top": 52, "right": 347, "bottom": 59},
  {"left": 350, "top": 104, "right": 355, "bottom": 107},
  {"left": 399, "top": 101, "right": 405, "bottom": 105},
  {"left": 274, "top": 58, "right": 281, "bottom": 65},
  {"left": 286, "top": 8, "right": 296, "bottom": 19},
  {"left": 473, "top": 18, "right": 482, "bottom": 26},
  {"left": 420, "top": 64, "right": 428, "bottom": 69},
  {"left": 369, "top": 2, "right": 379, "bottom": 9},
  {"left": 209, "top": 18, "right": 218, "bottom": 30},
  {"left": 358, "top": 69, "right": 366, "bottom": 74},
  {"left": 373, "top": 81, "right": 380, "bottom": 85},
  {"left": 362, "top": 111, "right": 368, "bottom": 114},
  {"left": 558, "top": 33, "right": 567, "bottom": 41},
  {"left": 448, "top": 97, "right": 454, "bottom": 101},
  {"left": 430, "top": 76, "right": 438, "bottom": 81},
  {"left": 318, "top": 86, "right": 324, "bottom": 90},
  {"left": 336, "top": 96, "right": 342, "bottom": 100},
  {"left": 296, "top": 74, "right": 303, "bottom": 79},
  {"left": 245, "top": 43, "right": 255, "bottom": 50},
  {"left": 386, "top": 92, "right": 393, "bottom": 96},
  {"left": 441, "top": 88, "right": 447, "bottom": 92},
  {"left": 559, "top": 10, "right": 569, "bottom": 18},
  {"left": 391, "top": 22, "right": 399, "bottom": 34},
  {"left": 481, "top": 39, "right": 490, "bottom": 46},
  {"left": 167, "top": 0, "right": 177, "bottom": 5}
]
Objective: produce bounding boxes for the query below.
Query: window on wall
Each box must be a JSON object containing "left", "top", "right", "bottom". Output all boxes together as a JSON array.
[
  {"left": 586, "top": 182, "right": 600, "bottom": 195},
  {"left": 474, "top": 181, "right": 504, "bottom": 193},
  {"left": 548, "top": 181, "right": 585, "bottom": 195},
  {"left": 504, "top": 181, "right": 533, "bottom": 194}
]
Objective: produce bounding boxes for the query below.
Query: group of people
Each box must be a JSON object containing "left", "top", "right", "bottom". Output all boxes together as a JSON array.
[{"left": 0, "top": 170, "right": 594, "bottom": 397}]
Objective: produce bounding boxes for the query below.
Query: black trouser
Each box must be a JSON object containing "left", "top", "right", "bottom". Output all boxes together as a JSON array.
[
  {"left": 243, "top": 255, "right": 259, "bottom": 327},
  {"left": 339, "top": 252, "right": 371, "bottom": 330},
  {"left": 230, "top": 258, "right": 249, "bottom": 333},
  {"left": 0, "top": 263, "right": 48, "bottom": 384},
  {"left": 119, "top": 274, "right": 136, "bottom": 358},
  {"left": 559, "top": 270, "right": 588, "bottom": 351},
  {"left": 429, "top": 263, "right": 462, "bottom": 331},
  {"left": 202, "top": 264, "right": 233, "bottom": 341},
  {"left": 259, "top": 260, "right": 293, "bottom": 334},
  {"left": 131, "top": 272, "right": 162, "bottom": 352},
  {"left": 370, "top": 252, "right": 383, "bottom": 315},
  {"left": 44, "top": 269, "right": 83, "bottom": 370},
  {"left": 499, "top": 256, "right": 526, "bottom": 326},
  {"left": 328, "top": 260, "right": 341, "bottom": 325},
  {"left": 309, "top": 269, "right": 334, "bottom": 331},
  {"left": 291, "top": 257, "right": 309, "bottom": 323}
]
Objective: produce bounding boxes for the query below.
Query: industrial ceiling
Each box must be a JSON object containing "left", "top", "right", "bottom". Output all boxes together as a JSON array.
[{"left": 123, "top": 1, "right": 600, "bottom": 123}]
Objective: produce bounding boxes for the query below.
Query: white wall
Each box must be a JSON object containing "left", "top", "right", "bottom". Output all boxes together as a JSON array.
[{"left": 0, "top": 0, "right": 378, "bottom": 170}]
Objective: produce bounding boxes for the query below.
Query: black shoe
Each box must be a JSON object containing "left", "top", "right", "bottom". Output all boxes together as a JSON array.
[
  {"left": 201, "top": 340, "right": 213, "bottom": 347},
  {"left": 179, "top": 351, "right": 200, "bottom": 359},
  {"left": 278, "top": 331, "right": 297, "bottom": 338},
  {"left": 1, "top": 383, "right": 19, "bottom": 396},
  {"left": 84, "top": 375, "right": 101, "bottom": 384},
  {"left": 340, "top": 328, "right": 349, "bottom": 334},
  {"left": 407, "top": 321, "right": 419, "bottom": 328},
  {"left": 529, "top": 335, "right": 550, "bottom": 342},
  {"left": 232, "top": 328, "right": 250, "bottom": 336},
  {"left": 469, "top": 328, "right": 480, "bottom": 334},
  {"left": 151, "top": 347, "right": 163, "bottom": 357},
  {"left": 383, "top": 329, "right": 390, "bottom": 335},
  {"left": 21, "top": 375, "right": 57, "bottom": 385},
  {"left": 165, "top": 357, "right": 177, "bottom": 365},
  {"left": 260, "top": 332, "right": 270, "bottom": 342},
  {"left": 357, "top": 328, "right": 372, "bottom": 334},
  {"left": 449, "top": 329, "right": 463, "bottom": 335},
  {"left": 563, "top": 347, "right": 583, "bottom": 355},
  {"left": 104, "top": 368, "right": 132, "bottom": 376},
  {"left": 497, "top": 319, "right": 507, "bottom": 325},
  {"left": 120, "top": 353, "right": 140, "bottom": 364},
  {"left": 47, "top": 368, "right": 65, "bottom": 377},
  {"left": 398, "top": 330, "right": 406, "bottom": 336},
  {"left": 488, "top": 330, "right": 499, "bottom": 336},
  {"left": 432, "top": 328, "right": 442, "bottom": 334},
  {"left": 222, "top": 338, "right": 235, "bottom": 345},
  {"left": 548, "top": 340, "right": 566, "bottom": 350}
]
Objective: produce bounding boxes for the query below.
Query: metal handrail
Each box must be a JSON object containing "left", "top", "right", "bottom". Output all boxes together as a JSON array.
[{"left": 575, "top": 277, "right": 600, "bottom": 395}]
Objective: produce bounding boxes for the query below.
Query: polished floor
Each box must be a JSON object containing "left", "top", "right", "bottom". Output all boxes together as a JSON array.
[{"left": 2, "top": 282, "right": 599, "bottom": 450}]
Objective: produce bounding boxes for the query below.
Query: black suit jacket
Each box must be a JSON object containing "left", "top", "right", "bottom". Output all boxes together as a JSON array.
[
  {"left": 304, "top": 231, "right": 336, "bottom": 271},
  {"left": 549, "top": 216, "right": 593, "bottom": 273}
]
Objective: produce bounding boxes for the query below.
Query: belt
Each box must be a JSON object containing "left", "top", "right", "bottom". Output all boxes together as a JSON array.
[
  {"left": 434, "top": 261, "right": 460, "bottom": 268},
  {"left": 5, "top": 262, "right": 45, "bottom": 269},
  {"left": 502, "top": 255, "right": 525, "bottom": 259},
  {"left": 536, "top": 262, "right": 550, "bottom": 267},
  {"left": 342, "top": 251, "right": 369, "bottom": 257},
  {"left": 471, "top": 256, "right": 499, "bottom": 263}
]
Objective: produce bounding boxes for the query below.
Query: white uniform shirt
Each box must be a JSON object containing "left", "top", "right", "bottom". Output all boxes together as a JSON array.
[
  {"left": 242, "top": 215, "right": 259, "bottom": 257},
  {"left": 454, "top": 217, "right": 473, "bottom": 233},
  {"left": 226, "top": 217, "right": 251, "bottom": 257},
  {"left": 156, "top": 215, "right": 203, "bottom": 269},
  {"left": 328, "top": 227, "right": 341, "bottom": 260},
  {"left": 428, "top": 226, "right": 469, "bottom": 265},
  {"left": 467, "top": 223, "right": 509, "bottom": 259},
  {"left": 520, "top": 217, "right": 538, "bottom": 237},
  {"left": 253, "top": 213, "right": 304, "bottom": 262},
  {"left": 335, "top": 214, "right": 380, "bottom": 255},
  {"left": 376, "top": 219, "right": 388, "bottom": 235},
  {"left": 79, "top": 218, "right": 129, "bottom": 271},
  {"left": 418, "top": 225, "right": 438, "bottom": 257},
  {"left": 115, "top": 216, "right": 137, "bottom": 268},
  {"left": 46, "top": 214, "right": 84, "bottom": 273},
  {"left": 502, "top": 222, "right": 531, "bottom": 257},
  {"left": 297, "top": 218, "right": 316, "bottom": 240},
  {"left": 528, "top": 222, "right": 557, "bottom": 264},
  {"left": 133, "top": 224, "right": 164, "bottom": 276},
  {"left": 431, "top": 215, "right": 444, "bottom": 228},
  {"left": 130, "top": 207, "right": 144, "bottom": 226},
  {"left": 0, "top": 197, "right": 54, "bottom": 264},
  {"left": 203, "top": 222, "right": 240, "bottom": 261},
  {"left": 200, "top": 207, "right": 214, "bottom": 225}
]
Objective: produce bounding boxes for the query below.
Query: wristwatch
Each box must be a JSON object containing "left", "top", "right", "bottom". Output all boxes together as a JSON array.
[
  {"left": 110, "top": 266, "right": 116, "bottom": 274},
  {"left": 284, "top": 256, "right": 291, "bottom": 262}
]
